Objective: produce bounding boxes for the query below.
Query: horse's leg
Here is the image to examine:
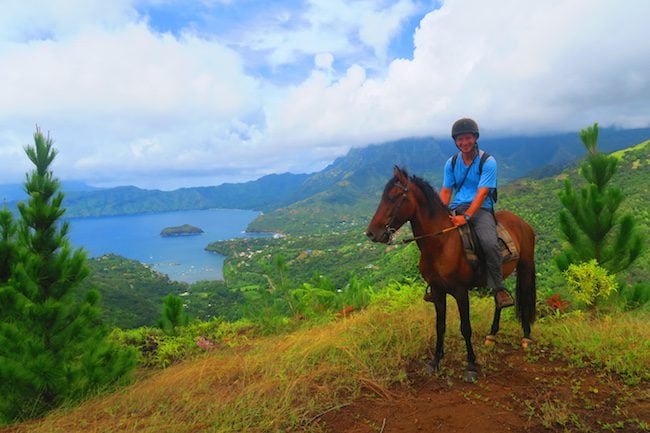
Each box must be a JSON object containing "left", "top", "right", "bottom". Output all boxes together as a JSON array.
[
  {"left": 455, "top": 289, "right": 478, "bottom": 382},
  {"left": 485, "top": 306, "right": 502, "bottom": 346},
  {"left": 427, "top": 289, "right": 446, "bottom": 373},
  {"left": 516, "top": 254, "right": 537, "bottom": 349}
]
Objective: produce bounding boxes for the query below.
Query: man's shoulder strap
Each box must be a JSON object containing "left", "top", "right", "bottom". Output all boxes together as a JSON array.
[
  {"left": 452, "top": 150, "right": 491, "bottom": 176},
  {"left": 478, "top": 151, "right": 498, "bottom": 203},
  {"left": 451, "top": 152, "right": 460, "bottom": 171},
  {"left": 478, "top": 150, "right": 491, "bottom": 175}
]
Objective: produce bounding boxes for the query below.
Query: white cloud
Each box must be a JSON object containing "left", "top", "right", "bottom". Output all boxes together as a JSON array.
[
  {"left": 0, "top": 0, "right": 135, "bottom": 41},
  {"left": 0, "top": 23, "right": 258, "bottom": 119},
  {"left": 233, "top": 0, "right": 423, "bottom": 70},
  {"left": 359, "top": 0, "right": 418, "bottom": 61},
  {"left": 314, "top": 52, "right": 334, "bottom": 71},
  {"left": 0, "top": 17, "right": 262, "bottom": 186},
  {"left": 266, "top": 0, "right": 650, "bottom": 151}
]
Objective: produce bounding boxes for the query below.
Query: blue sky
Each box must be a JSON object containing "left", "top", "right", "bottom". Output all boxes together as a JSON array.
[
  {"left": 0, "top": 0, "right": 648, "bottom": 189},
  {"left": 135, "top": 0, "right": 430, "bottom": 89}
]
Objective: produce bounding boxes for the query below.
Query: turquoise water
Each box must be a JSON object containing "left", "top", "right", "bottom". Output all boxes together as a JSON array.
[{"left": 66, "top": 208, "right": 268, "bottom": 283}]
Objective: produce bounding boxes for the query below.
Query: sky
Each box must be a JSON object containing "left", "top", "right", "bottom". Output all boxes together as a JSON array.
[{"left": 0, "top": 0, "right": 649, "bottom": 190}]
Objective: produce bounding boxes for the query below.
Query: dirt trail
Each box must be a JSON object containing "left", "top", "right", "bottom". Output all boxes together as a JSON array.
[{"left": 319, "top": 343, "right": 649, "bottom": 433}]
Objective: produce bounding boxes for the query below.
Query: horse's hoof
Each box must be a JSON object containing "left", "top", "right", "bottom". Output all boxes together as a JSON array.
[
  {"left": 522, "top": 338, "right": 534, "bottom": 349},
  {"left": 485, "top": 334, "right": 497, "bottom": 346},
  {"left": 463, "top": 370, "right": 479, "bottom": 383}
]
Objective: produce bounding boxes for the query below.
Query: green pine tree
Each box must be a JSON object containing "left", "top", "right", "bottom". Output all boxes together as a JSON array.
[
  {"left": 0, "top": 207, "right": 21, "bottom": 322},
  {"left": 0, "top": 128, "right": 136, "bottom": 424},
  {"left": 158, "top": 293, "right": 189, "bottom": 336},
  {"left": 0, "top": 206, "right": 17, "bottom": 282},
  {"left": 555, "top": 123, "right": 644, "bottom": 274}
]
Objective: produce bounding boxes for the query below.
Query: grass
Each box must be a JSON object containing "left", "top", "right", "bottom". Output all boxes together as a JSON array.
[
  {"left": 3, "top": 286, "right": 648, "bottom": 433},
  {"left": 2, "top": 284, "right": 435, "bottom": 433},
  {"left": 535, "top": 309, "right": 650, "bottom": 384}
]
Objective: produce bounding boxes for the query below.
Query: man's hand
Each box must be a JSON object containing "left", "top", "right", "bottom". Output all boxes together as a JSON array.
[{"left": 450, "top": 214, "right": 468, "bottom": 226}]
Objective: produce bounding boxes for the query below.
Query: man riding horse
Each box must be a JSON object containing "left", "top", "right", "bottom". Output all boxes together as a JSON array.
[
  {"left": 438, "top": 118, "right": 514, "bottom": 309},
  {"left": 366, "top": 121, "right": 537, "bottom": 377}
]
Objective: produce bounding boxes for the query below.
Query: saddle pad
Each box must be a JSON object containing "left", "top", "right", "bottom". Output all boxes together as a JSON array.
[
  {"left": 496, "top": 223, "right": 519, "bottom": 262},
  {"left": 459, "top": 222, "right": 519, "bottom": 265}
]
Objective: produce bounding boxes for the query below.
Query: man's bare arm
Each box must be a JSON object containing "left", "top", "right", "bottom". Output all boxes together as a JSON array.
[
  {"left": 440, "top": 187, "right": 452, "bottom": 206},
  {"left": 465, "top": 187, "right": 491, "bottom": 217}
]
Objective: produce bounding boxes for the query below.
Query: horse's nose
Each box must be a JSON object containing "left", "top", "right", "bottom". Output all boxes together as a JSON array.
[{"left": 365, "top": 230, "right": 376, "bottom": 241}]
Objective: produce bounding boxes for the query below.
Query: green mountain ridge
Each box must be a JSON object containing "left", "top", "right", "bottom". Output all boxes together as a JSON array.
[
  {"left": 6, "top": 127, "right": 646, "bottom": 219},
  {"left": 250, "top": 128, "right": 650, "bottom": 234},
  {"left": 215, "top": 139, "right": 650, "bottom": 299},
  {"left": 82, "top": 140, "right": 650, "bottom": 328},
  {"left": 61, "top": 172, "right": 311, "bottom": 217}
]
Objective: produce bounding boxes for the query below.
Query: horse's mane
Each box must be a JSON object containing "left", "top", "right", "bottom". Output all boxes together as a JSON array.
[
  {"left": 386, "top": 167, "right": 448, "bottom": 216},
  {"left": 410, "top": 174, "right": 449, "bottom": 215}
]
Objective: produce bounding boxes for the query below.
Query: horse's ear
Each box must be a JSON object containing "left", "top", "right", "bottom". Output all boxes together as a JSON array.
[{"left": 393, "top": 166, "right": 408, "bottom": 184}]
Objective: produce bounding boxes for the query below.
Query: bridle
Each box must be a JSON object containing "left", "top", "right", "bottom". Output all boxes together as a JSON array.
[
  {"left": 384, "top": 179, "right": 409, "bottom": 243},
  {"left": 384, "top": 178, "right": 459, "bottom": 245}
]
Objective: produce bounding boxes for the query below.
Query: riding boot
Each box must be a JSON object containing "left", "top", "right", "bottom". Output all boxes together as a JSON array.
[
  {"left": 423, "top": 285, "right": 435, "bottom": 303},
  {"left": 493, "top": 286, "right": 514, "bottom": 309}
]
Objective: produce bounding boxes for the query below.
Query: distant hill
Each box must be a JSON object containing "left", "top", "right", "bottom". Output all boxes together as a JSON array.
[
  {"left": 79, "top": 254, "right": 187, "bottom": 328},
  {"left": 0, "top": 180, "right": 100, "bottom": 202},
  {"left": 6, "top": 127, "right": 647, "bottom": 219},
  {"left": 75, "top": 139, "right": 650, "bottom": 328},
  {"left": 249, "top": 128, "right": 650, "bottom": 234},
  {"left": 80, "top": 254, "right": 244, "bottom": 328},
  {"left": 61, "top": 172, "right": 310, "bottom": 217},
  {"left": 216, "top": 139, "right": 650, "bottom": 298}
]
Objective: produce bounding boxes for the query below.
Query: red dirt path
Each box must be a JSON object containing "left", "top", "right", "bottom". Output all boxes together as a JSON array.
[{"left": 318, "top": 342, "right": 649, "bottom": 433}]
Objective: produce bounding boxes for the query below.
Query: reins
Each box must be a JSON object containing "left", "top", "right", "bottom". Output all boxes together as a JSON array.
[
  {"left": 384, "top": 177, "right": 460, "bottom": 245},
  {"left": 392, "top": 225, "right": 459, "bottom": 245}
]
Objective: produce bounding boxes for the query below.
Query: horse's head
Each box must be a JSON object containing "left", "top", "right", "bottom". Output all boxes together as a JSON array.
[{"left": 366, "top": 166, "right": 416, "bottom": 243}]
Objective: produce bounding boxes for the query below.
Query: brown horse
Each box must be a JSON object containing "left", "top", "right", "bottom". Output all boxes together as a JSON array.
[{"left": 366, "top": 167, "right": 536, "bottom": 381}]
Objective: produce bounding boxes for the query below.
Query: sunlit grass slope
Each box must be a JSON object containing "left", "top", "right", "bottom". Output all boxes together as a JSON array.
[
  {"left": 5, "top": 285, "right": 648, "bottom": 433},
  {"left": 5, "top": 284, "right": 432, "bottom": 433}
]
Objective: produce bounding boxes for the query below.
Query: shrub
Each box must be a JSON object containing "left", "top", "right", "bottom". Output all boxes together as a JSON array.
[
  {"left": 158, "top": 294, "right": 189, "bottom": 336},
  {"left": 545, "top": 293, "right": 571, "bottom": 314},
  {"left": 619, "top": 282, "right": 650, "bottom": 311},
  {"left": 112, "top": 318, "right": 257, "bottom": 368},
  {"left": 563, "top": 260, "right": 618, "bottom": 309}
]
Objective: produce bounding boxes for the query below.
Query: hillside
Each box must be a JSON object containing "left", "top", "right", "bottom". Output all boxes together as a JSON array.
[
  {"left": 79, "top": 254, "right": 246, "bottom": 329},
  {"left": 61, "top": 172, "right": 310, "bottom": 217},
  {"left": 79, "top": 255, "right": 188, "bottom": 328},
  {"left": 3, "top": 290, "right": 647, "bottom": 433},
  {"left": 498, "top": 139, "right": 650, "bottom": 286},
  {"left": 0, "top": 181, "right": 100, "bottom": 202},
  {"left": 248, "top": 128, "right": 650, "bottom": 234},
  {"left": 78, "top": 139, "right": 650, "bottom": 331},
  {"left": 77, "top": 136, "right": 647, "bottom": 333},
  {"left": 208, "top": 139, "right": 650, "bottom": 301}
]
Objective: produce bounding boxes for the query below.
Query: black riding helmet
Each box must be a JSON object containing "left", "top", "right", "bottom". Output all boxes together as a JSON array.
[{"left": 451, "top": 118, "right": 479, "bottom": 139}]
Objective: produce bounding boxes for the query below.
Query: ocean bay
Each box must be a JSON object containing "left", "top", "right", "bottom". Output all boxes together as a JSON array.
[{"left": 66, "top": 208, "right": 269, "bottom": 283}]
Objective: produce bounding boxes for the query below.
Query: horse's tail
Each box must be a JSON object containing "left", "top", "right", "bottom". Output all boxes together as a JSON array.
[{"left": 515, "top": 230, "right": 537, "bottom": 326}]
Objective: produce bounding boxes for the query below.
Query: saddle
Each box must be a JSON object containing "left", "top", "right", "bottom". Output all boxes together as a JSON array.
[{"left": 458, "top": 221, "right": 519, "bottom": 265}]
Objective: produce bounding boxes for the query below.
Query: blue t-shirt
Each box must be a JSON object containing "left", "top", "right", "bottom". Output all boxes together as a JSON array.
[{"left": 442, "top": 151, "right": 497, "bottom": 209}]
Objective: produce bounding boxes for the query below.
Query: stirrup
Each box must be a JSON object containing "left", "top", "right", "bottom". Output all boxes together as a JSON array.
[
  {"left": 494, "top": 288, "right": 514, "bottom": 309},
  {"left": 423, "top": 286, "right": 435, "bottom": 303}
]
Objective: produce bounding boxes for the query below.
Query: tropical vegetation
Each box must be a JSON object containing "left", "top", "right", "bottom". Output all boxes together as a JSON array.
[
  {"left": 0, "top": 130, "right": 136, "bottom": 424},
  {"left": 1, "top": 126, "right": 649, "bottom": 430},
  {"left": 556, "top": 123, "right": 644, "bottom": 273}
]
